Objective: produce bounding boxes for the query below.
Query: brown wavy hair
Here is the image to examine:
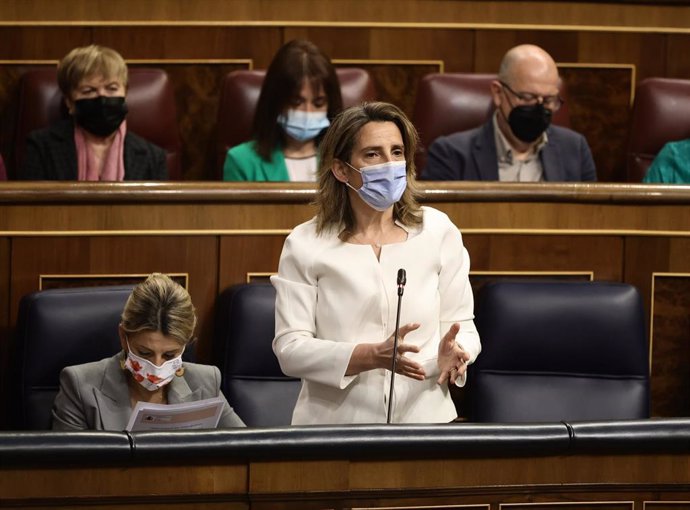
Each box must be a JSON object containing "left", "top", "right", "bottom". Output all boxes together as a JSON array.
[
  {"left": 315, "top": 102, "right": 422, "bottom": 236},
  {"left": 253, "top": 40, "right": 343, "bottom": 162}
]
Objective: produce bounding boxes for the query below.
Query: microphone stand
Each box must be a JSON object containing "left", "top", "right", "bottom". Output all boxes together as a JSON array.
[{"left": 387, "top": 269, "right": 406, "bottom": 424}]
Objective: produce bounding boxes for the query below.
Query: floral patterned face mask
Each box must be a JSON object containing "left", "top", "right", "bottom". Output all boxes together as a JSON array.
[{"left": 124, "top": 340, "right": 184, "bottom": 391}]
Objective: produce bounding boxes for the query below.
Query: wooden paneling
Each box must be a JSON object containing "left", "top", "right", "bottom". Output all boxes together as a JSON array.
[
  {"left": 219, "top": 235, "right": 287, "bottom": 290},
  {"left": 2, "top": 0, "right": 690, "bottom": 27},
  {"left": 576, "top": 32, "right": 667, "bottom": 80},
  {"left": 0, "top": 27, "right": 90, "bottom": 60},
  {"left": 2, "top": 451, "right": 690, "bottom": 509},
  {"left": 650, "top": 274, "right": 690, "bottom": 417},
  {"left": 129, "top": 62, "right": 251, "bottom": 180},
  {"left": 10, "top": 236, "right": 219, "bottom": 361},
  {"left": 0, "top": 238, "right": 9, "bottom": 330},
  {"left": 666, "top": 33, "right": 690, "bottom": 78},
  {"left": 0, "top": 463, "right": 247, "bottom": 500},
  {"left": 558, "top": 66, "right": 633, "bottom": 182},
  {"left": 0, "top": 238, "right": 10, "bottom": 429},
  {"left": 335, "top": 61, "right": 443, "bottom": 120},
  {"left": 464, "top": 235, "right": 623, "bottom": 281},
  {"left": 91, "top": 26, "right": 282, "bottom": 61}
]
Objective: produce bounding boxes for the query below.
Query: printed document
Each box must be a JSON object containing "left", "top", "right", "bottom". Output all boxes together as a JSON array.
[{"left": 126, "top": 396, "right": 225, "bottom": 431}]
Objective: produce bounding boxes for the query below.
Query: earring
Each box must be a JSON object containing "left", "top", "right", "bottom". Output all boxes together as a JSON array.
[{"left": 175, "top": 366, "right": 185, "bottom": 377}]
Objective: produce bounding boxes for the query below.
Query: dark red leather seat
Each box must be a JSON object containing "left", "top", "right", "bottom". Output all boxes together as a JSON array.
[
  {"left": 13, "top": 67, "right": 182, "bottom": 179},
  {"left": 626, "top": 77, "right": 690, "bottom": 182},
  {"left": 215, "top": 68, "right": 376, "bottom": 176},
  {"left": 412, "top": 73, "right": 571, "bottom": 174}
]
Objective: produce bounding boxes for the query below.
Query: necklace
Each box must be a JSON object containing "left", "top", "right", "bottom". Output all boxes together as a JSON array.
[{"left": 352, "top": 232, "right": 383, "bottom": 249}]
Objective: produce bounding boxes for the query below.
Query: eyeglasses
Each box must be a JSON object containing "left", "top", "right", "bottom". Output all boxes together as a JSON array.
[{"left": 500, "top": 81, "right": 564, "bottom": 111}]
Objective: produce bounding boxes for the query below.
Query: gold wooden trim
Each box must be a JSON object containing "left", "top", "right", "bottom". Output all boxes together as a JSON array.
[
  {"left": 0, "top": 229, "right": 293, "bottom": 237},
  {"left": 0, "top": 59, "right": 58, "bottom": 64},
  {"left": 246, "top": 272, "right": 276, "bottom": 283},
  {"left": 244, "top": 270, "right": 593, "bottom": 284},
  {"left": 461, "top": 229, "right": 690, "bottom": 236},
  {"left": 644, "top": 502, "right": 690, "bottom": 509},
  {"left": 470, "top": 270, "right": 594, "bottom": 280},
  {"left": 127, "top": 59, "right": 253, "bottom": 66},
  {"left": 333, "top": 58, "right": 445, "bottom": 73},
  {"left": 501, "top": 503, "right": 634, "bottom": 510},
  {"left": 4, "top": 21, "right": 690, "bottom": 34},
  {"left": 354, "top": 505, "right": 489, "bottom": 510},
  {"left": 557, "top": 62, "right": 636, "bottom": 106},
  {"left": 38, "top": 272, "right": 189, "bottom": 291},
  {"left": 649, "top": 272, "right": 690, "bottom": 376},
  {"left": 0, "top": 58, "right": 253, "bottom": 67},
  {"left": 2, "top": 228, "right": 690, "bottom": 237}
]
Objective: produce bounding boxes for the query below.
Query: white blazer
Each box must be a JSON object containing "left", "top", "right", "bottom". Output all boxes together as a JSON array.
[{"left": 272, "top": 207, "right": 481, "bottom": 425}]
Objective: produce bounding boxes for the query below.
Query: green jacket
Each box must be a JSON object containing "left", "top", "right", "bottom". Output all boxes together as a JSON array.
[
  {"left": 223, "top": 141, "right": 289, "bottom": 182},
  {"left": 643, "top": 139, "right": 690, "bottom": 184}
]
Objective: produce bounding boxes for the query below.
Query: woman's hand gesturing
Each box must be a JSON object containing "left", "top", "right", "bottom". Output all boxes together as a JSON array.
[
  {"left": 378, "top": 323, "right": 425, "bottom": 381},
  {"left": 437, "top": 323, "right": 470, "bottom": 385}
]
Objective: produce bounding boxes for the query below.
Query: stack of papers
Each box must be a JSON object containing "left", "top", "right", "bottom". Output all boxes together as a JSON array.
[{"left": 126, "top": 396, "right": 225, "bottom": 431}]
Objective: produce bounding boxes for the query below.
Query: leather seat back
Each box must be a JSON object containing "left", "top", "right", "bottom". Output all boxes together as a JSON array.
[
  {"left": 470, "top": 281, "right": 649, "bottom": 422},
  {"left": 213, "top": 283, "right": 300, "bottom": 427},
  {"left": 13, "top": 67, "right": 182, "bottom": 179},
  {"left": 412, "top": 72, "right": 571, "bottom": 174},
  {"left": 215, "top": 67, "right": 376, "bottom": 176},
  {"left": 12, "top": 285, "right": 134, "bottom": 429},
  {"left": 626, "top": 77, "right": 690, "bottom": 181}
]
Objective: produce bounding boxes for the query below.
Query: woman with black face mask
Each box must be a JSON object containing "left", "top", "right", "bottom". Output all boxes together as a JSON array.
[{"left": 21, "top": 45, "right": 167, "bottom": 181}]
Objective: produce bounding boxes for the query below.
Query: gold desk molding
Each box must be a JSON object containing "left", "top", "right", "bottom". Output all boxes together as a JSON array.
[{"left": 2, "top": 181, "right": 690, "bottom": 204}]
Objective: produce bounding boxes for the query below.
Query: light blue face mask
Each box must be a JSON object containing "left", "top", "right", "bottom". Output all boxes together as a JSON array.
[
  {"left": 277, "top": 109, "right": 330, "bottom": 142},
  {"left": 346, "top": 160, "right": 408, "bottom": 211}
]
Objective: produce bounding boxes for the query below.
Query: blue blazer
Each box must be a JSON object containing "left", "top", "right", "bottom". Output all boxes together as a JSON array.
[{"left": 422, "top": 120, "right": 597, "bottom": 182}]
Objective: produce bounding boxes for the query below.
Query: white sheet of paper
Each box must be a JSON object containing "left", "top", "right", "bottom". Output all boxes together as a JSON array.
[{"left": 125, "top": 396, "right": 225, "bottom": 431}]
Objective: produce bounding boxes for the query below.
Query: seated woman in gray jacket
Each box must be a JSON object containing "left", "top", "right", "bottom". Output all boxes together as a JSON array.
[{"left": 52, "top": 273, "right": 245, "bottom": 430}]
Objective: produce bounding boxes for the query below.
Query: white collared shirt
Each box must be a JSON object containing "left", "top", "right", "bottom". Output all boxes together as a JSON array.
[{"left": 493, "top": 114, "right": 548, "bottom": 182}]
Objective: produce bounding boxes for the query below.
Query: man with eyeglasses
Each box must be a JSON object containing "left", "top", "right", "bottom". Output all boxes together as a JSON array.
[{"left": 423, "top": 44, "right": 597, "bottom": 182}]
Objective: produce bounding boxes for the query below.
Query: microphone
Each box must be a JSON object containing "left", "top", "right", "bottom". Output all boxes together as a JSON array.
[{"left": 387, "top": 268, "right": 407, "bottom": 424}]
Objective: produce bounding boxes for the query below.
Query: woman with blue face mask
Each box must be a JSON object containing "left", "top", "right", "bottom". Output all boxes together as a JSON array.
[
  {"left": 271, "top": 102, "right": 481, "bottom": 424},
  {"left": 223, "top": 40, "right": 343, "bottom": 182},
  {"left": 51, "top": 273, "right": 245, "bottom": 430}
]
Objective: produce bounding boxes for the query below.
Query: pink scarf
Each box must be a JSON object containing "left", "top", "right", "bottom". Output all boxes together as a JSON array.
[{"left": 74, "top": 121, "right": 127, "bottom": 181}]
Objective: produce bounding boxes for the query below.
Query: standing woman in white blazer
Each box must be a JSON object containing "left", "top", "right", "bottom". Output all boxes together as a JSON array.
[{"left": 272, "top": 102, "right": 481, "bottom": 425}]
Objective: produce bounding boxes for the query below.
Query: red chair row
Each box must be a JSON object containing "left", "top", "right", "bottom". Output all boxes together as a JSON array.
[{"left": 4, "top": 68, "right": 688, "bottom": 182}]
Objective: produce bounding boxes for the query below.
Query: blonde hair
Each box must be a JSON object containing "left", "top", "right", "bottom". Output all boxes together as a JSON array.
[
  {"left": 315, "top": 102, "right": 423, "bottom": 235},
  {"left": 120, "top": 273, "right": 196, "bottom": 346},
  {"left": 57, "top": 45, "right": 128, "bottom": 98}
]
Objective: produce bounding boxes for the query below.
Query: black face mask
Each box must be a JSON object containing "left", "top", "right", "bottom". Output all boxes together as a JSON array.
[
  {"left": 507, "top": 103, "right": 552, "bottom": 143},
  {"left": 73, "top": 96, "right": 128, "bottom": 137}
]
